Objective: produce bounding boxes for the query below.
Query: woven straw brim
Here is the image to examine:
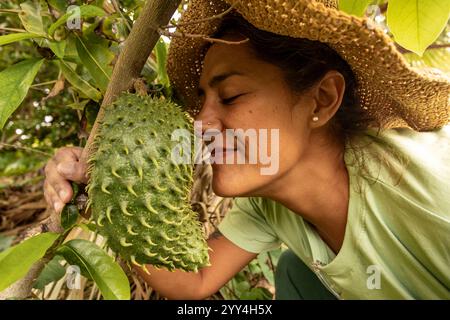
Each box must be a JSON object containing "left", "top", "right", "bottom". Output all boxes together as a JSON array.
[{"left": 166, "top": 0, "right": 450, "bottom": 131}]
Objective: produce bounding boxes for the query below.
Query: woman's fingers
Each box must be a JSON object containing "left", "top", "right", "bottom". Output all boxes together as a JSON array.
[
  {"left": 56, "top": 161, "right": 88, "bottom": 184},
  {"left": 44, "top": 158, "right": 71, "bottom": 198},
  {"left": 54, "top": 146, "right": 83, "bottom": 163},
  {"left": 44, "top": 179, "right": 65, "bottom": 214},
  {"left": 53, "top": 147, "right": 89, "bottom": 184},
  {"left": 44, "top": 146, "right": 90, "bottom": 214}
]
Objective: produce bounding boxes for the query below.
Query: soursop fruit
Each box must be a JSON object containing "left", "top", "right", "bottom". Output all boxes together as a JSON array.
[{"left": 86, "top": 93, "right": 210, "bottom": 272}]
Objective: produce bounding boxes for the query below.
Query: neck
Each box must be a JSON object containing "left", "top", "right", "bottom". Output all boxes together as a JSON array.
[{"left": 260, "top": 133, "right": 350, "bottom": 254}]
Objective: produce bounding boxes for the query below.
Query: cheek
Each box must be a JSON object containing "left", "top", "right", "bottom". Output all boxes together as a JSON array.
[{"left": 274, "top": 124, "right": 311, "bottom": 175}]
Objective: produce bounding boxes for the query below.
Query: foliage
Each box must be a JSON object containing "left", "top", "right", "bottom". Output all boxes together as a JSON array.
[
  {"left": 0, "top": 0, "right": 448, "bottom": 300},
  {"left": 0, "top": 232, "right": 59, "bottom": 291},
  {"left": 220, "top": 248, "right": 283, "bottom": 300},
  {"left": 339, "top": 0, "right": 450, "bottom": 56},
  {"left": 386, "top": 0, "right": 450, "bottom": 56},
  {"left": 56, "top": 239, "right": 130, "bottom": 300}
]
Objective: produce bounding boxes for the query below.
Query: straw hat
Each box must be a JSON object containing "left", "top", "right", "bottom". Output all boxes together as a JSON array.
[{"left": 166, "top": 0, "right": 450, "bottom": 131}]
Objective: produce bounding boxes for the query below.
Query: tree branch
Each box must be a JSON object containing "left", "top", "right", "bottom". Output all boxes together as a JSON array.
[
  {"left": 0, "top": 213, "right": 62, "bottom": 300},
  {"left": 158, "top": 28, "right": 249, "bottom": 45},
  {"left": 161, "top": 1, "right": 237, "bottom": 29},
  {"left": 396, "top": 43, "right": 450, "bottom": 55},
  {"left": 0, "top": 0, "right": 182, "bottom": 300}
]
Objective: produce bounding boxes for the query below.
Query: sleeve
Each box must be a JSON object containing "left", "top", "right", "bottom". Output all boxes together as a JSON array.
[{"left": 217, "top": 197, "right": 282, "bottom": 254}]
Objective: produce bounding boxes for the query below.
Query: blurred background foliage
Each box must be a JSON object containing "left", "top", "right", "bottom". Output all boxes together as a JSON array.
[{"left": 0, "top": 0, "right": 448, "bottom": 300}]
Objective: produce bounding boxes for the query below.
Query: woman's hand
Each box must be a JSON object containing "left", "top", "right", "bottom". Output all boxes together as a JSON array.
[{"left": 44, "top": 147, "right": 89, "bottom": 214}]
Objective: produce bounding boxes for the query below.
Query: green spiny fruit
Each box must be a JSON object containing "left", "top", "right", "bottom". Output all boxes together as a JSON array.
[{"left": 86, "top": 93, "right": 210, "bottom": 272}]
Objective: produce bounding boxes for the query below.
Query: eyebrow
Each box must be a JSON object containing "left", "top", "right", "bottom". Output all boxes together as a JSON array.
[{"left": 197, "top": 71, "right": 245, "bottom": 97}]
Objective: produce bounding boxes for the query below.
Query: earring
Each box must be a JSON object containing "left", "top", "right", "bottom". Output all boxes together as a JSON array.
[
  {"left": 207, "top": 122, "right": 211, "bottom": 125},
  {"left": 312, "top": 116, "right": 319, "bottom": 122}
]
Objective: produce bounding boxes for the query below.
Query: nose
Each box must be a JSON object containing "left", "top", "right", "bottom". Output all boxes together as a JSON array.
[{"left": 195, "top": 99, "right": 223, "bottom": 136}]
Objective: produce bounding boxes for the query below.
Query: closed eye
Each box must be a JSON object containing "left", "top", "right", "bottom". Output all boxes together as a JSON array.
[{"left": 221, "top": 93, "right": 245, "bottom": 105}]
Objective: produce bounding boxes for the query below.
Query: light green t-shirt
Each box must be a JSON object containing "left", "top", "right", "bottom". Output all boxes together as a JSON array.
[{"left": 217, "top": 125, "right": 450, "bottom": 299}]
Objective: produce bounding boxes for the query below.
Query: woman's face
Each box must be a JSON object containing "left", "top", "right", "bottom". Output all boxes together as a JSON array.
[{"left": 196, "top": 36, "right": 323, "bottom": 198}]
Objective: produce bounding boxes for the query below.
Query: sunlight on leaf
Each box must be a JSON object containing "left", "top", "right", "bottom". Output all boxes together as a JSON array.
[
  {"left": 0, "top": 59, "right": 44, "bottom": 130},
  {"left": 339, "top": 0, "right": 373, "bottom": 17},
  {"left": 19, "top": 1, "right": 46, "bottom": 36},
  {"left": 0, "top": 232, "right": 60, "bottom": 291},
  {"left": 57, "top": 239, "right": 130, "bottom": 300},
  {"left": 0, "top": 33, "right": 45, "bottom": 46},
  {"left": 387, "top": 0, "right": 450, "bottom": 56}
]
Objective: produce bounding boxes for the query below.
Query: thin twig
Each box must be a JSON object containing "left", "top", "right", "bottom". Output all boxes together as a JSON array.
[
  {"left": 0, "top": 27, "right": 28, "bottom": 33},
  {"left": 0, "top": 143, "right": 52, "bottom": 157},
  {"left": 426, "top": 44, "right": 450, "bottom": 50},
  {"left": 161, "top": 1, "right": 238, "bottom": 29},
  {"left": 111, "top": 0, "right": 133, "bottom": 32},
  {"left": 31, "top": 80, "right": 57, "bottom": 88},
  {"left": 0, "top": 9, "right": 21, "bottom": 13},
  {"left": 158, "top": 28, "right": 249, "bottom": 45},
  {"left": 44, "top": 0, "right": 60, "bottom": 20},
  {"left": 396, "top": 43, "right": 450, "bottom": 54},
  {"left": 109, "top": 0, "right": 158, "bottom": 83}
]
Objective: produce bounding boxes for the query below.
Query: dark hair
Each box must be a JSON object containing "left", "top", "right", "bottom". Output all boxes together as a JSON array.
[{"left": 210, "top": 12, "right": 378, "bottom": 146}]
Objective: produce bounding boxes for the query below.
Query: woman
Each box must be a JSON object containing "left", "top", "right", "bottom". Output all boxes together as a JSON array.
[{"left": 43, "top": 0, "right": 450, "bottom": 299}]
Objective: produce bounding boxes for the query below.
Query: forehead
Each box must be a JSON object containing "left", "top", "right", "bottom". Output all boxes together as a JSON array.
[
  {"left": 200, "top": 42, "right": 256, "bottom": 78},
  {"left": 199, "top": 42, "right": 286, "bottom": 92}
]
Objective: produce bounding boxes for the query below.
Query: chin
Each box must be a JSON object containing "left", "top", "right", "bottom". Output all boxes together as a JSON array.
[
  {"left": 210, "top": 167, "right": 242, "bottom": 197},
  {"left": 210, "top": 163, "right": 262, "bottom": 198}
]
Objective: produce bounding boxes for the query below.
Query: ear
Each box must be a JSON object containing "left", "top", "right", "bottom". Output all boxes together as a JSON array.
[{"left": 309, "top": 70, "right": 346, "bottom": 128}]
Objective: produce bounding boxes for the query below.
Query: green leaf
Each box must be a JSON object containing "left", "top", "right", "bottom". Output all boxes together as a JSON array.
[
  {"left": 0, "top": 32, "right": 45, "bottom": 46},
  {"left": 33, "top": 255, "right": 66, "bottom": 290},
  {"left": 66, "top": 99, "right": 89, "bottom": 110},
  {"left": 0, "top": 232, "right": 60, "bottom": 291},
  {"left": 47, "top": 0, "right": 68, "bottom": 12},
  {"left": 257, "top": 252, "right": 275, "bottom": 286},
  {"left": 48, "top": 40, "right": 66, "bottom": 59},
  {"left": 404, "top": 47, "right": 450, "bottom": 73},
  {"left": 234, "top": 279, "right": 251, "bottom": 297},
  {"left": 61, "top": 204, "right": 79, "bottom": 230},
  {"left": 57, "top": 240, "right": 130, "bottom": 300},
  {"left": 48, "top": 5, "right": 106, "bottom": 36},
  {"left": 240, "top": 287, "right": 272, "bottom": 300},
  {"left": 76, "top": 222, "right": 98, "bottom": 233},
  {"left": 141, "top": 63, "right": 158, "bottom": 83},
  {"left": 0, "top": 59, "right": 44, "bottom": 130},
  {"left": 154, "top": 38, "right": 169, "bottom": 87},
  {"left": 58, "top": 60, "right": 102, "bottom": 102},
  {"left": 19, "top": 1, "right": 46, "bottom": 36},
  {"left": 387, "top": 0, "right": 450, "bottom": 56},
  {"left": 0, "top": 235, "right": 14, "bottom": 252},
  {"left": 75, "top": 33, "right": 112, "bottom": 93},
  {"left": 339, "top": 0, "right": 373, "bottom": 17}
]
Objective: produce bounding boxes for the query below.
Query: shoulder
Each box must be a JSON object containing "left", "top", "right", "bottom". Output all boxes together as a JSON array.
[
  {"left": 346, "top": 124, "right": 450, "bottom": 219},
  {"left": 346, "top": 124, "right": 450, "bottom": 182}
]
